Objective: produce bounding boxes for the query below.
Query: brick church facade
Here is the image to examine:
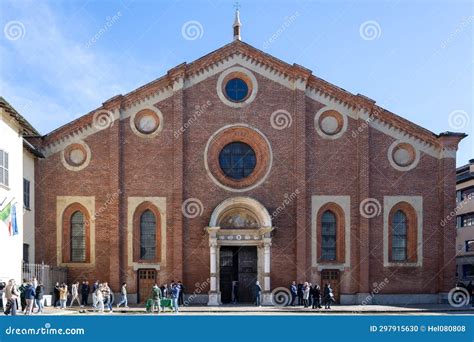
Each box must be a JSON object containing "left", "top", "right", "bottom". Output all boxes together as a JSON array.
[{"left": 34, "top": 15, "right": 465, "bottom": 305}]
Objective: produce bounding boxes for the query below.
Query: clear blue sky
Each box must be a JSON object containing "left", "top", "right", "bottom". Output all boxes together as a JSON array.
[{"left": 1, "top": 0, "right": 472, "bottom": 166}]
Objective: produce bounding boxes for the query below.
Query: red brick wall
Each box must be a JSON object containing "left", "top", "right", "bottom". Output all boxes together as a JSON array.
[{"left": 35, "top": 68, "right": 457, "bottom": 298}]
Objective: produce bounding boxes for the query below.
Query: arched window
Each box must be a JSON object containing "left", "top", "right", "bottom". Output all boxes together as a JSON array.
[
  {"left": 140, "top": 210, "right": 156, "bottom": 260},
  {"left": 321, "top": 210, "right": 337, "bottom": 261},
  {"left": 391, "top": 210, "right": 407, "bottom": 261},
  {"left": 70, "top": 211, "right": 86, "bottom": 262}
]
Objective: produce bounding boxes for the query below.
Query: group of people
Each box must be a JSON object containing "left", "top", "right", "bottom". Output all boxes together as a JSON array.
[
  {"left": 290, "top": 281, "right": 335, "bottom": 309},
  {"left": 149, "top": 281, "right": 184, "bottom": 313},
  {"left": 53, "top": 280, "right": 117, "bottom": 313},
  {"left": 2, "top": 277, "right": 45, "bottom": 315}
]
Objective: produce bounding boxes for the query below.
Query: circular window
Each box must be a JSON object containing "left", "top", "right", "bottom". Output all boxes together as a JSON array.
[
  {"left": 219, "top": 142, "right": 256, "bottom": 180},
  {"left": 61, "top": 141, "right": 91, "bottom": 171},
  {"left": 216, "top": 67, "right": 258, "bottom": 108},
  {"left": 130, "top": 108, "right": 164, "bottom": 138},
  {"left": 387, "top": 141, "right": 419, "bottom": 171},
  {"left": 205, "top": 125, "right": 272, "bottom": 192},
  {"left": 224, "top": 78, "right": 249, "bottom": 102},
  {"left": 315, "top": 108, "right": 347, "bottom": 139}
]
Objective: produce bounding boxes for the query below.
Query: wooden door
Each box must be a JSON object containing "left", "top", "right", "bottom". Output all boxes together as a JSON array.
[
  {"left": 238, "top": 246, "right": 257, "bottom": 303},
  {"left": 138, "top": 269, "right": 156, "bottom": 303},
  {"left": 321, "top": 269, "right": 340, "bottom": 303}
]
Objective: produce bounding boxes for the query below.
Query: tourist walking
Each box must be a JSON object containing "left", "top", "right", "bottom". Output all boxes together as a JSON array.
[
  {"left": 290, "top": 281, "right": 297, "bottom": 306},
  {"left": 59, "top": 284, "right": 68, "bottom": 309},
  {"left": 94, "top": 284, "right": 104, "bottom": 313},
  {"left": 151, "top": 284, "right": 162, "bottom": 313},
  {"left": 81, "top": 280, "right": 90, "bottom": 307},
  {"left": 312, "top": 284, "right": 322, "bottom": 309},
  {"left": 35, "top": 282, "right": 44, "bottom": 313},
  {"left": 92, "top": 280, "right": 99, "bottom": 309},
  {"left": 303, "top": 282, "right": 310, "bottom": 308},
  {"left": 254, "top": 281, "right": 262, "bottom": 307},
  {"left": 102, "top": 282, "right": 113, "bottom": 312},
  {"left": 171, "top": 283, "right": 180, "bottom": 313},
  {"left": 324, "top": 284, "right": 334, "bottom": 309},
  {"left": 4, "top": 279, "right": 19, "bottom": 316},
  {"left": 70, "top": 281, "right": 81, "bottom": 307},
  {"left": 24, "top": 281, "right": 35, "bottom": 315},
  {"left": 117, "top": 282, "right": 128, "bottom": 308}
]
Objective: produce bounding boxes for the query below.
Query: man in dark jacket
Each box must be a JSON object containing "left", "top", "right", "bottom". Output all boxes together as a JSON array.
[
  {"left": 312, "top": 284, "right": 322, "bottom": 309},
  {"left": 35, "top": 283, "right": 44, "bottom": 313},
  {"left": 177, "top": 281, "right": 185, "bottom": 306},
  {"left": 297, "top": 282, "right": 303, "bottom": 306},
  {"left": 290, "top": 281, "right": 297, "bottom": 306},
  {"left": 81, "top": 281, "right": 90, "bottom": 307},
  {"left": 18, "top": 279, "right": 28, "bottom": 312},
  {"left": 53, "top": 282, "right": 60, "bottom": 308},
  {"left": 24, "top": 282, "right": 36, "bottom": 315}
]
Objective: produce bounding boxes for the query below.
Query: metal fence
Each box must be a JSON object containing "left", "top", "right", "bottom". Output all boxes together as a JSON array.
[{"left": 21, "top": 261, "right": 67, "bottom": 295}]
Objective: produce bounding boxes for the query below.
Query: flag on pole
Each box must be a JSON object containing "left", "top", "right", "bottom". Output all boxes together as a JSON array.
[
  {"left": 0, "top": 201, "right": 18, "bottom": 236},
  {"left": 0, "top": 202, "right": 12, "bottom": 235}
]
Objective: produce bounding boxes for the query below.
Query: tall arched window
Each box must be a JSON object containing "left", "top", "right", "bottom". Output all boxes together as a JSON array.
[
  {"left": 70, "top": 211, "right": 86, "bottom": 262},
  {"left": 391, "top": 210, "right": 408, "bottom": 261},
  {"left": 321, "top": 210, "right": 337, "bottom": 261},
  {"left": 140, "top": 210, "right": 156, "bottom": 260}
]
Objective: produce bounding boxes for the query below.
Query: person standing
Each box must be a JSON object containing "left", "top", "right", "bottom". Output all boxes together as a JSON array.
[
  {"left": 18, "top": 279, "right": 28, "bottom": 312},
  {"left": 81, "top": 281, "right": 90, "bottom": 307},
  {"left": 53, "top": 282, "right": 60, "bottom": 308},
  {"left": 170, "top": 283, "right": 180, "bottom": 313},
  {"left": 297, "top": 282, "right": 303, "bottom": 306},
  {"left": 312, "top": 284, "right": 321, "bottom": 309},
  {"left": 35, "top": 282, "right": 44, "bottom": 313},
  {"left": 303, "top": 282, "right": 310, "bottom": 308},
  {"left": 117, "top": 283, "right": 128, "bottom": 308},
  {"left": 4, "top": 279, "right": 19, "bottom": 316},
  {"left": 151, "top": 284, "right": 162, "bottom": 313},
  {"left": 290, "top": 281, "right": 297, "bottom": 306},
  {"left": 232, "top": 280, "right": 239, "bottom": 304},
  {"left": 24, "top": 282, "right": 35, "bottom": 315},
  {"left": 254, "top": 281, "right": 262, "bottom": 307},
  {"left": 177, "top": 281, "right": 185, "bottom": 306},
  {"left": 59, "top": 284, "right": 68, "bottom": 309},
  {"left": 70, "top": 281, "right": 81, "bottom": 307}
]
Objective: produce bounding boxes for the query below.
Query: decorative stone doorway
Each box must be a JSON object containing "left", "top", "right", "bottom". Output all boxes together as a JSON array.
[{"left": 205, "top": 197, "right": 273, "bottom": 306}]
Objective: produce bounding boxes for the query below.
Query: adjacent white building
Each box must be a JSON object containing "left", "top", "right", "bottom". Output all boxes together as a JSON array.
[{"left": 0, "top": 97, "right": 41, "bottom": 284}]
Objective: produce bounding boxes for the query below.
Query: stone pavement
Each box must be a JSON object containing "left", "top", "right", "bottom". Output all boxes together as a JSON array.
[{"left": 6, "top": 304, "right": 474, "bottom": 316}]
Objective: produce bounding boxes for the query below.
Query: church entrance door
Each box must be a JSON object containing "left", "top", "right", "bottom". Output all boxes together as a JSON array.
[{"left": 219, "top": 246, "right": 257, "bottom": 304}]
